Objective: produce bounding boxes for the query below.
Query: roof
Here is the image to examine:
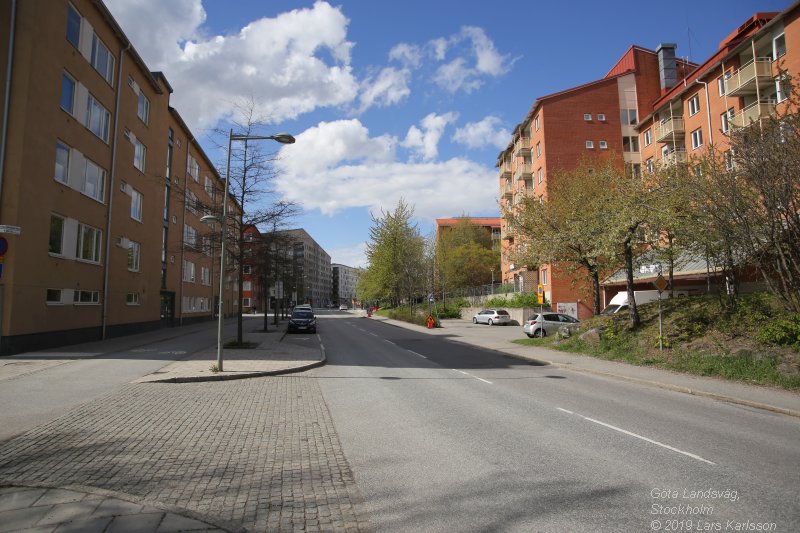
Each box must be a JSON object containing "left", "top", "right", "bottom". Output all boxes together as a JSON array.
[
  {"left": 436, "top": 217, "right": 501, "bottom": 228},
  {"left": 602, "top": 249, "right": 721, "bottom": 285}
]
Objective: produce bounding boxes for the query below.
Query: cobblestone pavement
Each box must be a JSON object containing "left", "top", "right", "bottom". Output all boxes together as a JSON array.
[{"left": 0, "top": 376, "right": 371, "bottom": 532}]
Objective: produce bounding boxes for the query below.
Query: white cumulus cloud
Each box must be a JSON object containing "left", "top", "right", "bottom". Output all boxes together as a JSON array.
[
  {"left": 105, "top": 0, "right": 359, "bottom": 130},
  {"left": 401, "top": 112, "right": 458, "bottom": 162},
  {"left": 453, "top": 116, "right": 511, "bottom": 150},
  {"left": 274, "top": 119, "right": 497, "bottom": 220}
]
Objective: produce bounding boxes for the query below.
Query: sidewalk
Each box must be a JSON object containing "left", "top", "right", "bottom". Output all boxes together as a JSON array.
[
  {"left": 1, "top": 315, "right": 331, "bottom": 533},
  {"left": 367, "top": 312, "right": 800, "bottom": 418}
]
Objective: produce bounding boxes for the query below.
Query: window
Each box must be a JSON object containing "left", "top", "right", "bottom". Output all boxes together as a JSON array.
[
  {"left": 691, "top": 127, "right": 703, "bottom": 150},
  {"left": 599, "top": 140, "right": 608, "bottom": 149},
  {"left": 127, "top": 241, "right": 141, "bottom": 271},
  {"left": 86, "top": 95, "right": 110, "bottom": 142},
  {"left": 535, "top": 142, "right": 541, "bottom": 158},
  {"left": 55, "top": 141, "right": 70, "bottom": 184},
  {"left": 721, "top": 108, "right": 734, "bottom": 134},
  {"left": 74, "top": 290, "right": 100, "bottom": 304},
  {"left": 202, "top": 236, "right": 212, "bottom": 256},
  {"left": 204, "top": 176, "right": 214, "bottom": 195},
  {"left": 188, "top": 156, "right": 199, "bottom": 182},
  {"left": 201, "top": 266, "right": 211, "bottom": 286},
  {"left": 632, "top": 163, "right": 641, "bottom": 177},
  {"left": 183, "top": 224, "right": 197, "bottom": 248},
  {"left": 724, "top": 150, "right": 734, "bottom": 171},
  {"left": 166, "top": 128, "right": 174, "bottom": 178},
  {"left": 777, "top": 76, "right": 789, "bottom": 103},
  {"left": 774, "top": 32, "right": 786, "bottom": 59},
  {"left": 597, "top": 113, "right": 606, "bottom": 121},
  {"left": 131, "top": 189, "right": 143, "bottom": 221},
  {"left": 66, "top": 4, "right": 81, "bottom": 47},
  {"left": 49, "top": 214, "right": 65, "bottom": 255},
  {"left": 186, "top": 190, "right": 198, "bottom": 215},
  {"left": 90, "top": 34, "right": 114, "bottom": 84},
  {"left": 47, "top": 289, "right": 63, "bottom": 305},
  {"left": 133, "top": 139, "right": 146, "bottom": 172},
  {"left": 126, "top": 292, "right": 140, "bottom": 305},
  {"left": 82, "top": 159, "right": 106, "bottom": 202},
  {"left": 534, "top": 115, "right": 540, "bottom": 131},
  {"left": 585, "top": 140, "right": 594, "bottom": 149},
  {"left": 183, "top": 260, "right": 196, "bottom": 282},
  {"left": 243, "top": 280, "right": 252, "bottom": 291},
  {"left": 541, "top": 269, "right": 548, "bottom": 285},
  {"left": 243, "top": 265, "right": 252, "bottom": 275},
  {"left": 717, "top": 75, "right": 725, "bottom": 96},
  {"left": 242, "top": 298, "right": 252, "bottom": 308},
  {"left": 137, "top": 92, "right": 149, "bottom": 124},
  {"left": 60, "top": 73, "right": 76, "bottom": 113},
  {"left": 584, "top": 113, "right": 592, "bottom": 121},
  {"left": 643, "top": 129, "right": 652, "bottom": 147},
  {"left": 646, "top": 157, "right": 654, "bottom": 174},
  {"left": 623, "top": 136, "right": 639, "bottom": 153},
  {"left": 688, "top": 94, "right": 700, "bottom": 116},
  {"left": 76, "top": 223, "right": 102, "bottom": 263},
  {"left": 621, "top": 109, "right": 638, "bottom": 125},
  {"left": 537, "top": 168, "right": 543, "bottom": 184}
]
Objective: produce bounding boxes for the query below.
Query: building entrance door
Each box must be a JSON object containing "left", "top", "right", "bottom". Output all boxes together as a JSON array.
[{"left": 160, "top": 292, "right": 175, "bottom": 327}]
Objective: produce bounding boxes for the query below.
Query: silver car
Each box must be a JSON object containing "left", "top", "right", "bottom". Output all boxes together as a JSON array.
[
  {"left": 472, "top": 309, "right": 511, "bottom": 326},
  {"left": 523, "top": 312, "right": 580, "bottom": 338}
]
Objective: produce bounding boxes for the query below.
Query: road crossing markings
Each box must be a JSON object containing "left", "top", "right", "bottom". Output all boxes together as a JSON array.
[
  {"left": 557, "top": 407, "right": 716, "bottom": 465},
  {"left": 453, "top": 369, "right": 493, "bottom": 385}
]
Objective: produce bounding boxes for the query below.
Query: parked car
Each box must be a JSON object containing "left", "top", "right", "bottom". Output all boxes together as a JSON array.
[
  {"left": 523, "top": 313, "right": 580, "bottom": 338},
  {"left": 288, "top": 308, "right": 316, "bottom": 333},
  {"left": 339, "top": 304, "right": 349, "bottom": 311},
  {"left": 472, "top": 309, "right": 511, "bottom": 326}
]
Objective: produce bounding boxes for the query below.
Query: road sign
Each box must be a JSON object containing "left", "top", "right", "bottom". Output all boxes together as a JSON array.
[
  {"left": 0, "top": 225, "right": 21, "bottom": 235},
  {"left": 537, "top": 284, "right": 544, "bottom": 304},
  {"left": 0, "top": 236, "right": 7, "bottom": 256},
  {"left": 653, "top": 274, "right": 669, "bottom": 293}
]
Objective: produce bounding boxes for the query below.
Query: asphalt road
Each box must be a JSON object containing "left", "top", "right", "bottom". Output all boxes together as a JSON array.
[{"left": 313, "top": 311, "right": 800, "bottom": 532}]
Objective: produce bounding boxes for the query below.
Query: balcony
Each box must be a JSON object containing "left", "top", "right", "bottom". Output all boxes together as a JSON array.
[
  {"left": 514, "top": 137, "right": 531, "bottom": 157},
  {"left": 514, "top": 163, "right": 533, "bottom": 181},
  {"left": 661, "top": 149, "right": 687, "bottom": 167},
  {"left": 655, "top": 117, "right": 685, "bottom": 143},
  {"left": 502, "top": 183, "right": 514, "bottom": 199},
  {"left": 498, "top": 160, "right": 512, "bottom": 179},
  {"left": 730, "top": 100, "right": 777, "bottom": 129},
  {"left": 725, "top": 58, "right": 774, "bottom": 96}
]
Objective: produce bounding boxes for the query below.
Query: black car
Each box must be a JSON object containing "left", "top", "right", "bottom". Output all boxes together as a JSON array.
[{"left": 288, "top": 309, "right": 316, "bottom": 333}]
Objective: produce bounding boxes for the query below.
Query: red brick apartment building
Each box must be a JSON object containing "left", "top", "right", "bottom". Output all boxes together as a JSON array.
[
  {"left": 435, "top": 217, "right": 501, "bottom": 245},
  {"left": 498, "top": 46, "right": 694, "bottom": 319},
  {"left": 499, "top": 1, "right": 800, "bottom": 319},
  {"left": 0, "top": 0, "right": 240, "bottom": 354}
]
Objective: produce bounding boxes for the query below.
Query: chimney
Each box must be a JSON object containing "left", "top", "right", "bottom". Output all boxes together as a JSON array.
[{"left": 657, "top": 43, "right": 678, "bottom": 91}]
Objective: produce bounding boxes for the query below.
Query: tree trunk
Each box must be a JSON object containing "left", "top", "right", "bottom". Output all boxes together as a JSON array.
[
  {"left": 624, "top": 236, "right": 640, "bottom": 329},
  {"left": 591, "top": 268, "right": 601, "bottom": 315}
]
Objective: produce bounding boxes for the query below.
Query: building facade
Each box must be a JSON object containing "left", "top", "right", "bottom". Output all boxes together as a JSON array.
[
  {"left": 0, "top": 0, "right": 238, "bottom": 354},
  {"left": 332, "top": 263, "right": 361, "bottom": 307},
  {"left": 277, "top": 229, "right": 332, "bottom": 308}
]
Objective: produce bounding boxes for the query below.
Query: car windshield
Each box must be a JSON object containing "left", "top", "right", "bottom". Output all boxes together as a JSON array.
[{"left": 292, "top": 311, "right": 313, "bottom": 319}]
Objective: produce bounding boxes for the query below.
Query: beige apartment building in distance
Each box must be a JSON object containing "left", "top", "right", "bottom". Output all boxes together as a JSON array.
[{"left": 0, "top": 0, "right": 239, "bottom": 354}]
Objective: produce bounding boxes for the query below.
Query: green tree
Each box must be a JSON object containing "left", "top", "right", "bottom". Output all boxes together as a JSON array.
[
  {"left": 360, "top": 199, "right": 426, "bottom": 307},
  {"left": 435, "top": 217, "right": 500, "bottom": 295}
]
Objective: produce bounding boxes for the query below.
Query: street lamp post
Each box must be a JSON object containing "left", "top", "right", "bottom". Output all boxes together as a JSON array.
[{"left": 201, "top": 129, "right": 294, "bottom": 372}]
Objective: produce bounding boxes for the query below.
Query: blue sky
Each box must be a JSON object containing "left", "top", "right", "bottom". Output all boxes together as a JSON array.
[{"left": 105, "top": 0, "right": 787, "bottom": 267}]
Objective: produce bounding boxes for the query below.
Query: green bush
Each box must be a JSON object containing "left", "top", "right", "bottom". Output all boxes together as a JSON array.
[
  {"left": 434, "top": 304, "right": 462, "bottom": 319},
  {"left": 486, "top": 293, "right": 549, "bottom": 308},
  {"left": 757, "top": 315, "right": 800, "bottom": 348}
]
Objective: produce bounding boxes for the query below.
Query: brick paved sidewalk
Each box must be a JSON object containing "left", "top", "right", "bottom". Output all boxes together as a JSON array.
[{"left": 0, "top": 376, "right": 371, "bottom": 532}]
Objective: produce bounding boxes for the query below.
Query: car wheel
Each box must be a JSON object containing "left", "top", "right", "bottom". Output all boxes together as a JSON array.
[
  {"left": 526, "top": 333, "right": 534, "bottom": 338},
  {"left": 533, "top": 328, "right": 545, "bottom": 338},
  {"left": 472, "top": 317, "right": 478, "bottom": 324},
  {"left": 488, "top": 319, "right": 494, "bottom": 326}
]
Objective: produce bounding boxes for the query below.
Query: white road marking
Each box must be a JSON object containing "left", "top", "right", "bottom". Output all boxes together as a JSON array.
[
  {"left": 453, "top": 369, "right": 492, "bottom": 385},
  {"left": 407, "top": 350, "right": 427, "bottom": 359},
  {"left": 558, "top": 408, "right": 716, "bottom": 465}
]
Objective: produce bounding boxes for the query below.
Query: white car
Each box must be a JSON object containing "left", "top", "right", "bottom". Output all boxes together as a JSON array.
[
  {"left": 472, "top": 309, "right": 511, "bottom": 326},
  {"left": 339, "top": 304, "right": 348, "bottom": 311},
  {"left": 523, "top": 312, "right": 580, "bottom": 338}
]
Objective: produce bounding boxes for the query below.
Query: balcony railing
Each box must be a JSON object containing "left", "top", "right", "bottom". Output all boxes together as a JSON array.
[
  {"left": 655, "top": 117, "right": 685, "bottom": 143},
  {"left": 502, "top": 183, "right": 514, "bottom": 199},
  {"left": 730, "top": 100, "right": 777, "bottom": 129},
  {"left": 661, "top": 149, "right": 688, "bottom": 167},
  {"left": 725, "top": 58, "right": 774, "bottom": 96},
  {"left": 514, "top": 137, "right": 531, "bottom": 157},
  {"left": 498, "top": 161, "right": 512, "bottom": 179},
  {"left": 514, "top": 163, "right": 533, "bottom": 181}
]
